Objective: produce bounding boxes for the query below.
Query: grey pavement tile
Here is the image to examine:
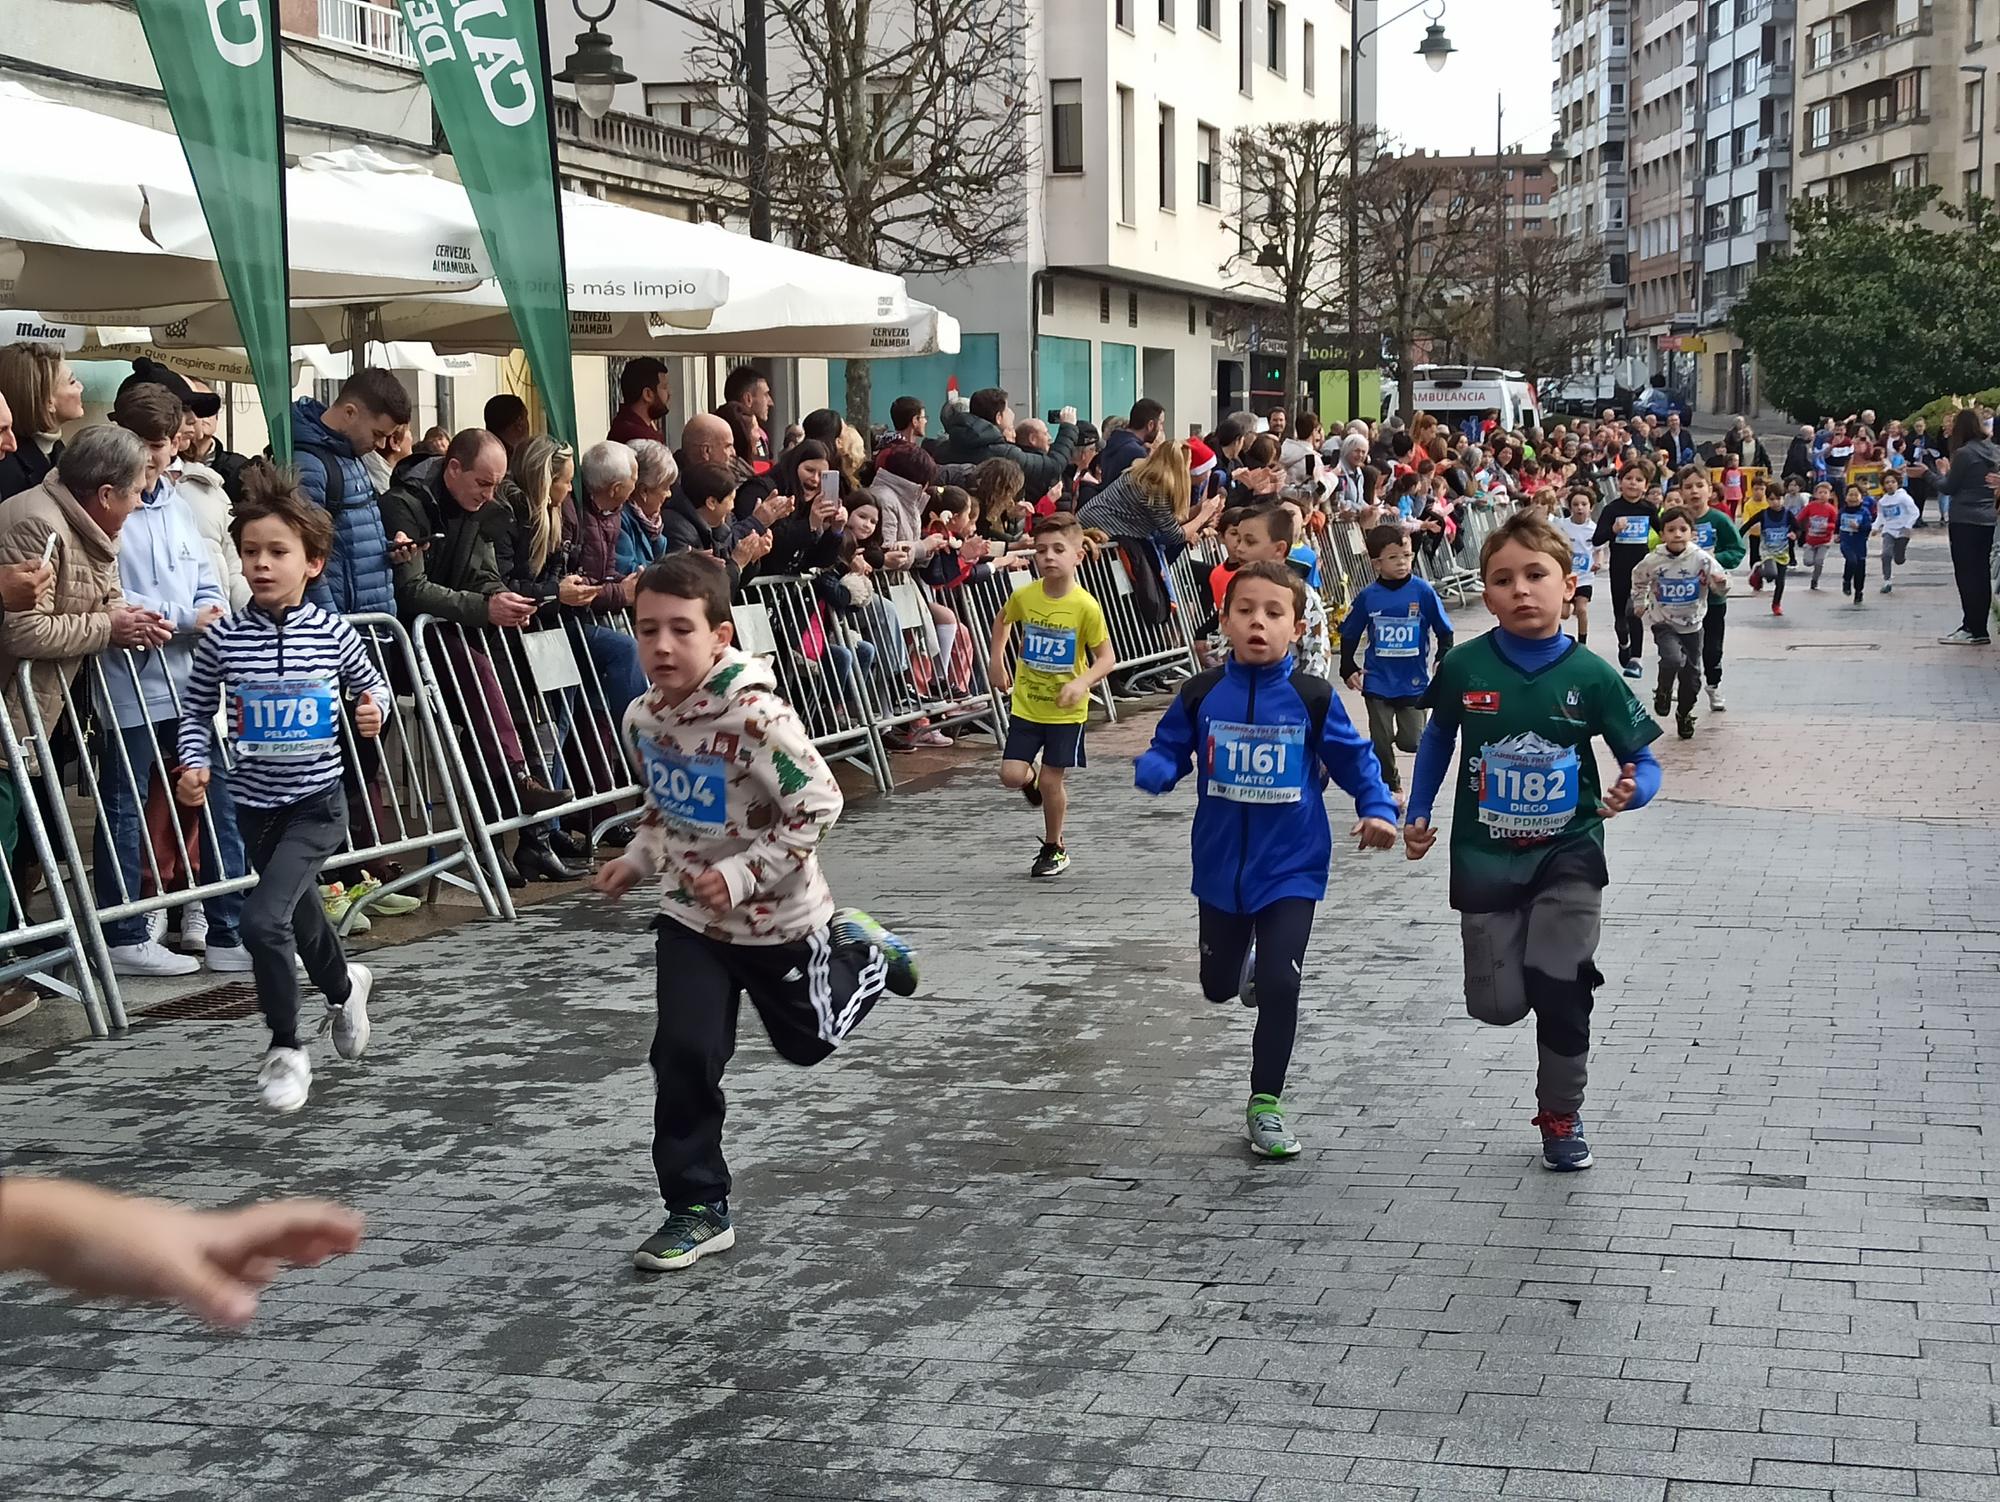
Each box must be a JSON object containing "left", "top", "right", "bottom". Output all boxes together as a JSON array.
[{"left": 2, "top": 560, "right": 1997, "bottom": 1497}]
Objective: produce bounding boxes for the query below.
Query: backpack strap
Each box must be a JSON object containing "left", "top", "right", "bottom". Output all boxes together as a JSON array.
[{"left": 291, "top": 440, "right": 350, "bottom": 512}]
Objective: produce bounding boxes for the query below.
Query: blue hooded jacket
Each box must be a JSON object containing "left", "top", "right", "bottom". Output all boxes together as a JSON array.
[
  {"left": 289, "top": 398, "right": 395, "bottom": 617},
  {"left": 1135, "top": 656, "right": 1398, "bottom": 912}
]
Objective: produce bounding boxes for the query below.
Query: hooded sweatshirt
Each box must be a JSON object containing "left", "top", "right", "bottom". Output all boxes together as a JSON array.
[
  {"left": 1630, "top": 542, "right": 1728, "bottom": 631},
  {"left": 1134, "top": 653, "right": 1397, "bottom": 913},
  {"left": 105, "top": 479, "right": 228, "bottom": 731},
  {"left": 174, "top": 461, "right": 252, "bottom": 613},
  {"left": 622, "top": 648, "right": 843, "bottom": 945}
]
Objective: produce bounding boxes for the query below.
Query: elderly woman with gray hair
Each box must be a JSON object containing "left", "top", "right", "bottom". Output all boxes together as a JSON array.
[
  {"left": 553, "top": 440, "right": 649, "bottom": 721},
  {"left": 618, "top": 439, "right": 678, "bottom": 575}
]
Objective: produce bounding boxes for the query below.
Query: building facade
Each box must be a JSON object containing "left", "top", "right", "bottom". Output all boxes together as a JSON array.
[
  {"left": 1625, "top": 0, "right": 1702, "bottom": 382},
  {"left": 1551, "top": 0, "right": 1633, "bottom": 380}
]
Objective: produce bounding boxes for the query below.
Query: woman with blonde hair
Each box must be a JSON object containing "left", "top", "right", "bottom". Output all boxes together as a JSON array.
[
  {"left": 835, "top": 423, "right": 868, "bottom": 488},
  {"left": 494, "top": 434, "right": 590, "bottom": 607},
  {"left": 0, "top": 342, "right": 86, "bottom": 500},
  {"left": 1077, "top": 436, "right": 1216, "bottom": 552}
]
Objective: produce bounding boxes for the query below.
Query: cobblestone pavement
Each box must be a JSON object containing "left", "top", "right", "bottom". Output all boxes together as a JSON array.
[{"left": 0, "top": 530, "right": 1994, "bottom": 1501}]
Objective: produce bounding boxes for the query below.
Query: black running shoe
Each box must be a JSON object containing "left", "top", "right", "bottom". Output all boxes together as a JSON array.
[
  {"left": 1029, "top": 841, "right": 1069, "bottom": 878},
  {"left": 634, "top": 1203, "right": 734, "bottom": 1271}
]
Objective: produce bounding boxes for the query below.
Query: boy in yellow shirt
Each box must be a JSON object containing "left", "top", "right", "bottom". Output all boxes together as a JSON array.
[{"left": 988, "top": 513, "right": 1118, "bottom": 877}]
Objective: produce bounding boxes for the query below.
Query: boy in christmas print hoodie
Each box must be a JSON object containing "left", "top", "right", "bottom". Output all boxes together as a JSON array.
[{"left": 595, "top": 555, "right": 917, "bottom": 1275}]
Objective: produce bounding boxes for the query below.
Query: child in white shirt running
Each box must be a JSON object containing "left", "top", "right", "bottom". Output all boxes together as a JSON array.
[{"left": 1875, "top": 472, "right": 1918, "bottom": 594}]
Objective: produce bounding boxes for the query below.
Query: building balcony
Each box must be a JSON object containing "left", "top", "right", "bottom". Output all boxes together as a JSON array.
[
  {"left": 1802, "top": 6, "right": 1933, "bottom": 84},
  {"left": 1800, "top": 109, "right": 1933, "bottom": 171},
  {"left": 311, "top": 0, "right": 417, "bottom": 66}
]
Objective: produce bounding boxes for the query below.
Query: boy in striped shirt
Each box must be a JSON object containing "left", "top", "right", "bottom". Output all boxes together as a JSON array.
[{"left": 176, "top": 461, "right": 392, "bottom": 1114}]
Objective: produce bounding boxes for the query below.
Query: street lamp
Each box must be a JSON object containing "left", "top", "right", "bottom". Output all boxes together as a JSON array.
[
  {"left": 1547, "top": 131, "right": 1571, "bottom": 171},
  {"left": 1962, "top": 64, "right": 1988, "bottom": 225},
  {"left": 554, "top": 1, "right": 634, "bottom": 121},
  {"left": 1347, "top": 2, "right": 1453, "bottom": 420}
]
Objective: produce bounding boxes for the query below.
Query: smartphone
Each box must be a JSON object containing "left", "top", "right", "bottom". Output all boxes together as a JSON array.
[
  {"left": 39, "top": 531, "right": 58, "bottom": 566},
  {"left": 428, "top": 532, "right": 447, "bottom": 548},
  {"left": 818, "top": 470, "right": 840, "bottom": 509}
]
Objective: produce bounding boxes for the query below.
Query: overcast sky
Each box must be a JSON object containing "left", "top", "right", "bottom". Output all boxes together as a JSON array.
[{"left": 1372, "top": 4, "right": 1559, "bottom": 157}]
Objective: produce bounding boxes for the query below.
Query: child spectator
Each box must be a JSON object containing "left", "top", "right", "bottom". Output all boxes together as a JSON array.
[
  {"left": 1558, "top": 490, "right": 1599, "bottom": 645},
  {"left": 1875, "top": 470, "right": 1917, "bottom": 594},
  {"left": 1837, "top": 484, "right": 1875, "bottom": 605},
  {"left": 987, "top": 513, "right": 1117, "bottom": 878},
  {"left": 1135, "top": 560, "right": 1398, "bottom": 1159},
  {"left": 1719, "top": 451, "right": 1745, "bottom": 515},
  {"left": 593, "top": 553, "right": 917, "bottom": 1272},
  {"left": 1235, "top": 505, "right": 1332, "bottom": 678},
  {"left": 1338, "top": 526, "right": 1454, "bottom": 796},
  {"left": 1630, "top": 506, "right": 1730, "bottom": 740},
  {"left": 1402, "top": 512, "right": 1663, "bottom": 1172},
  {"left": 174, "top": 461, "right": 393, "bottom": 1114},
  {"left": 970, "top": 457, "right": 1031, "bottom": 553},
  {"left": 1796, "top": 481, "right": 1840, "bottom": 590}
]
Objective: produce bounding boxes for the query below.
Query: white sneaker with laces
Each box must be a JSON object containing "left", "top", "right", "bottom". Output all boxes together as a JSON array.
[
  {"left": 328, "top": 963, "right": 372, "bottom": 1060},
  {"left": 145, "top": 910, "right": 166, "bottom": 944},
  {"left": 1706, "top": 685, "right": 1726, "bottom": 712},
  {"left": 206, "top": 941, "right": 254, "bottom": 973},
  {"left": 257, "top": 1047, "right": 312, "bottom": 1113},
  {"left": 180, "top": 904, "right": 209, "bottom": 953},
  {"left": 106, "top": 939, "right": 201, "bottom": 977}
]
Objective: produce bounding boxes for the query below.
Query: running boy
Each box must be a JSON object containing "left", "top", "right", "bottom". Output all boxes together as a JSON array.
[
  {"left": 1837, "top": 484, "right": 1875, "bottom": 605},
  {"left": 1673, "top": 466, "right": 1745, "bottom": 712},
  {"left": 1751, "top": 492, "right": 1801, "bottom": 615},
  {"left": 1796, "top": 481, "right": 1840, "bottom": 589},
  {"left": 1558, "top": 489, "right": 1599, "bottom": 645},
  {"left": 1592, "top": 459, "right": 1661, "bottom": 679},
  {"left": 1876, "top": 470, "right": 1917, "bottom": 593},
  {"left": 1403, "top": 511, "right": 1662, "bottom": 1171},
  {"left": 1630, "top": 506, "right": 1730, "bottom": 739},
  {"left": 989, "top": 512, "right": 1117, "bottom": 878},
  {"left": 174, "top": 461, "right": 391, "bottom": 1114},
  {"left": 594, "top": 553, "right": 918, "bottom": 1271},
  {"left": 1338, "top": 525, "right": 1454, "bottom": 796},
  {"left": 1136, "top": 560, "right": 1398, "bottom": 1159}
]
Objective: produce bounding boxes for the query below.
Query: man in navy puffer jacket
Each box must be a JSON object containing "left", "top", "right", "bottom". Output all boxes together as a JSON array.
[
  {"left": 1136, "top": 560, "right": 1400, "bottom": 1161},
  {"left": 289, "top": 370, "right": 411, "bottom": 618}
]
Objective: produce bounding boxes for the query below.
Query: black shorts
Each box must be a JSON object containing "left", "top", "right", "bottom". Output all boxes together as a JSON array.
[
  {"left": 1003, "top": 718, "right": 1087, "bottom": 769},
  {"left": 1572, "top": 583, "right": 1594, "bottom": 600}
]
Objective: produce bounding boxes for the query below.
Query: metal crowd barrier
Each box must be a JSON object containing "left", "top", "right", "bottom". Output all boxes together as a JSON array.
[
  {"left": 1081, "top": 543, "right": 1200, "bottom": 705},
  {"left": 11, "top": 613, "right": 497, "bottom": 1032},
  {"left": 739, "top": 576, "right": 896, "bottom": 788},
  {"left": 0, "top": 694, "right": 110, "bottom": 1036}
]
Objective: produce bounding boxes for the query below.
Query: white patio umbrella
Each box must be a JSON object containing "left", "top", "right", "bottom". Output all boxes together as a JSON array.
[{"left": 0, "top": 85, "right": 484, "bottom": 318}]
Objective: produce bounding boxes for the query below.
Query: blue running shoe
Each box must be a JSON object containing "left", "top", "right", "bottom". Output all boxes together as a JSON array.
[
  {"left": 832, "top": 907, "right": 919, "bottom": 996},
  {"left": 1533, "top": 1110, "right": 1593, "bottom": 1171}
]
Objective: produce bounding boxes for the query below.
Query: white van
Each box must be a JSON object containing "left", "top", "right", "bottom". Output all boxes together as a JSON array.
[{"left": 1396, "top": 365, "right": 1542, "bottom": 433}]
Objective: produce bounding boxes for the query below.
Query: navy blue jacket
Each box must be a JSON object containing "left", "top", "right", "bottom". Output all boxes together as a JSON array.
[
  {"left": 1135, "top": 656, "right": 1398, "bottom": 913},
  {"left": 290, "top": 399, "right": 395, "bottom": 617},
  {"left": 1098, "top": 426, "right": 1150, "bottom": 488}
]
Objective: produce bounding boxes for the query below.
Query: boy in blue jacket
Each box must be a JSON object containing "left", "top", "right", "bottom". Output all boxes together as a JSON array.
[
  {"left": 1135, "top": 559, "right": 1400, "bottom": 1159},
  {"left": 1338, "top": 526, "right": 1455, "bottom": 797}
]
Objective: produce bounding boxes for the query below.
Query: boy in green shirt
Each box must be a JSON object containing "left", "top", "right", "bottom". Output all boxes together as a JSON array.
[
  {"left": 988, "top": 513, "right": 1117, "bottom": 878},
  {"left": 1402, "top": 512, "right": 1664, "bottom": 1171}
]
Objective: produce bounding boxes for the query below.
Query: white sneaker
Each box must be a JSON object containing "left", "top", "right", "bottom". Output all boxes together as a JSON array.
[
  {"left": 328, "top": 963, "right": 372, "bottom": 1060},
  {"left": 206, "top": 941, "right": 254, "bottom": 973},
  {"left": 257, "top": 1047, "right": 311, "bottom": 1113},
  {"left": 179, "top": 904, "right": 209, "bottom": 954},
  {"left": 106, "top": 939, "right": 201, "bottom": 977},
  {"left": 1706, "top": 685, "right": 1726, "bottom": 712},
  {"left": 145, "top": 910, "right": 166, "bottom": 944}
]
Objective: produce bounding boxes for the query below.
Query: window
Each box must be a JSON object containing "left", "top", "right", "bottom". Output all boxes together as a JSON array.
[
  {"left": 1525, "top": 191, "right": 1543, "bottom": 205},
  {"left": 1339, "top": 45, "right": 1350, "bottom": 120},
  {"left": 1809, "top": 27, "right": 1833, "bottom": 69},
  {"left": 1302, "top": 22, "right": 1315, "bottom": 94},
  {"left": 1040, "top": 279, "right": 1055, "bottom": 317},
  {"left": 1609, "top": 82, "right": 1624, "bottom": 107},
  {"left": 1099, "top": 286, "right": 1111, "bottom": 323},
  {"left": 1967, "top": 168, "right": 1981, "bottom": 204},
  {"left": 1968, "top": 80, "right": 1984, "bottom": 138},
  {"left": 1807, "top": 103, "right": 1832, "bottom": 148},
  {"left": 1188, "top": 302, "right": 1197, "bottom": 335},
  {"left": 1050, "top": 80, "right": 1083, "bottom": 174},
  {"left": 1159, "top": 0, "right": 1174, "bottom": 26},
  {"left": 1610, "top": 23, "right": 1625, "bottom": 48},
  {"left": 1265, "top": 2, "right": 1285, "bottom": 75},
  {"left": 1239, "top": 0, "right": 1252, "bottom": 94},
  {"left": 1128, "top": 291, "right": 1140, "bottom": 328},
  {"left": 1196, "top": 122, "right": 1220, "bottom": 206},
  {"left": 1158, "top": 104, "right": 1177, "bottom": 210},
  {"left": 1115, "top": 0, "right": 1131, "bottom": 30},
  {"left": 1198, "top": 0, "right": 1217, "bottom": 33},
  {"left": 1706, "top": 1, "right": 1725, "bottom": 38},
  {"left": 1117, "top": 86, "right": 1136, "bottom": 223}
]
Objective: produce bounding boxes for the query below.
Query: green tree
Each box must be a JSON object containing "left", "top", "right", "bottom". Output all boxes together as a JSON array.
[{"left": 1729, "top": 187, "right": 2000, "bottom": 423}]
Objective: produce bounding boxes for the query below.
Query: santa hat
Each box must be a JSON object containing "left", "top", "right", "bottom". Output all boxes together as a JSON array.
[{"left": 1187, "top": 436, "right": 1217, "bottom": 480}]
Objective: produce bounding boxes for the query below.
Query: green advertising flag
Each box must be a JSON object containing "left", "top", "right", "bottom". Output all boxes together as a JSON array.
[
  {"left": 400, "top": 1, "right": 576, "bottom": 445},
  {"left": 133, "top": 0, "right": 293, "bottom": 459}
]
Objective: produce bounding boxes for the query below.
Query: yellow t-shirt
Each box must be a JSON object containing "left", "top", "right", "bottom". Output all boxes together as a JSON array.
[{"left": 1000, "top": 580, "right": 1109, "bottom": 726}]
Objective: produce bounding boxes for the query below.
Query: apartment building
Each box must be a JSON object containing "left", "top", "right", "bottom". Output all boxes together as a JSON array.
[
  {"left": 1795, "top": 0, "right": 1992, "bottom": 213},
  {"left": 1693, "top": 0, "right": 1798, "bottom": 419},
  {"left": 1551, "top": 0, "right": 1633, "bottom": 377},
  {"left": 1625, "top": 0, "right": 1702, "bottom": 380}
]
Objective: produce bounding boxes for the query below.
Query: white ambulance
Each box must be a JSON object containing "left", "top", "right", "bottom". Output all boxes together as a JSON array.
[{"left": 1396, "top": 365, "right": 1543, "bottom": 433}]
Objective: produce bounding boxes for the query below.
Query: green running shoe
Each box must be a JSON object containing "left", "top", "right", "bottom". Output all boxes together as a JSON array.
[
  {"left": 831, "top": 908, "right": 919, "bottom": 996},
  {"left": 633, "top": 1203, "right": 735, "bottom": 1271},
  {"left": 1246, "top": 1094, "right": 1301, "bottom": 1158}
]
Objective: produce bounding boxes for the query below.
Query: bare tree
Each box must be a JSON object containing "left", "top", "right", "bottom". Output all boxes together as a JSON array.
[
  {"left": 1490, "top": 231, "right": 1606, "bottom": 391},
  {"left": 1353, "top": 150, "right": 1504, "bottom": 420},
  {"left": 686, "top": 0, "right": 1032, "bottom": 424},
  {"left": 1220, "top": 120, "right": 1364, "bottom": 427}
]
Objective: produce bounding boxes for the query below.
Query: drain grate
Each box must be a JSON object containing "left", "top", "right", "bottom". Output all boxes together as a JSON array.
[
  {"left": 1785, "top": 642, "right": 1881, "bottom": 652},
  {"left": 139, "top": 981, "right": 261, "bottom": 1023}
]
